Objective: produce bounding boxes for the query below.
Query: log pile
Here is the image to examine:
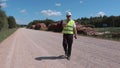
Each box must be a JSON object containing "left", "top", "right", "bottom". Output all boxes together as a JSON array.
[
  {"left": 48, "top": 21, "right": 63, "bottom": 32},
  {"left": 76, "top": 24, "right": 96, "bottom": 35},
  {"left": 29, "top": 21, "right": 97, "bottom": 36},
  {"left": 30, "top": 23, "right": 47, "bottom": 30},
  {"left": 48, "top": 22, "right": 97, "bottom": 35}
]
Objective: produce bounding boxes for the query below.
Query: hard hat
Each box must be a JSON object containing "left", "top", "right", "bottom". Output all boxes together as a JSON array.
[{"left": 66, "top": 11, "right": 72, "bottom": 16}]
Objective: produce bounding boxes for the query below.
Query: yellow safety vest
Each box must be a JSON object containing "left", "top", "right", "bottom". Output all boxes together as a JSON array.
[{"left": 62, "top": 19, "right": 75, "bottom": 34}]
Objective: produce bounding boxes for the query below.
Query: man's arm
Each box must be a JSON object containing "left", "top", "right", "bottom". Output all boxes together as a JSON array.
[
  {"left": 73, "top": 27, "right": 77, "bottom": 39},
  {"left": 73, "top": 22, "right": 77, "bottom": 39}
]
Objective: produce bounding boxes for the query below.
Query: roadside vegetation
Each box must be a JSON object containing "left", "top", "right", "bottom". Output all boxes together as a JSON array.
[
  {"left": 0, "top": 28, "right": 17, "bottom": 43},
  {"left": 0, "top": 9, "right": 17, "bottom": 43}
]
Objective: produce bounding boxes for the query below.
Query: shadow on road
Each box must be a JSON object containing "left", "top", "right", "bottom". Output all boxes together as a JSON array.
[{"left": 35, "top": 55, "right": 66, "bottom": 61}]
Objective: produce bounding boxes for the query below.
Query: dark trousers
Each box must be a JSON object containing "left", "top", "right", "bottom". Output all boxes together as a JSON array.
[{"left": 63, "top": 34, "right": 73, "bottom": 57}]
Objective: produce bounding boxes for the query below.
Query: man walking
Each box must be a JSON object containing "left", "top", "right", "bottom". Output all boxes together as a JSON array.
[{"left": 62, "top": 11, "right": 77, "bottom": 60}]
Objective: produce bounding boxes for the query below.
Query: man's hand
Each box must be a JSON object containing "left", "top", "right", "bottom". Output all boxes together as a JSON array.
[{"left": 74, "top": 35, "right": 77, "bottom": 39}]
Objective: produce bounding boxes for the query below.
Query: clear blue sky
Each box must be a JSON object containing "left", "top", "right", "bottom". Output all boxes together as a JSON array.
[{"left": 0, "top": 0, "right": 120, "bottom": 24}]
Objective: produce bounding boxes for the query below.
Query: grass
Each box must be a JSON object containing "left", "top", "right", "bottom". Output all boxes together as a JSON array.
[
  {"left": 94, "top": 27, "right": 120, "bottom": 41},
  {"left": 0, "top": 28, "right": 17, "bottom": 43},
  {"left": 94, "top": 27, "right": 120, "bottom": 33}
]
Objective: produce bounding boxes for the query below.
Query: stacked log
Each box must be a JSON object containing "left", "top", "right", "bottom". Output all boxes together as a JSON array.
[
  {"left": 39, "top": 23, "right": 47, "bottom": 30},
  {"left": 48, "top": 22, "right": 96, "bottom": 35},
  {"left": 54, "top": 21, "right": 63, "bottom": 32},
  {"left": 48, "top": 23, "right": 58, "bottom": 31},
  {"left": 29, "top": 21, "right": 97, "bottom": 36},
  {"left": 34, "top": 23, "right": 41, "bottom": 30},
  {"left": 76, "top": 24, "right": 96, "bottom": 35},
  {"left": 30, "top": 23, "right": 47, "bottom": 30},
  {"left": 48, "top": 21, "right": 63, "bottom": 32},
  {"left": 30, "top": 25, "right": 35, "bottom": 29}
]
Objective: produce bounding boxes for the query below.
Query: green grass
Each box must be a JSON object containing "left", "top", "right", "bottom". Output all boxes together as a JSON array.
[
  {"left": 0, "top": 28, "right": 17, "bottom": 43},
  {"left": 94, "top": 27, "right": 120, "bottom": 33},
  {"left": 94, "top": 27, "right": 120, "bottom": 41}
]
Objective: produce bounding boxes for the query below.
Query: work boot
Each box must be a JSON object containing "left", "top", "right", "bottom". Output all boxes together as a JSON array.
[{"left": 67, "top": 56, "right": 70, "bottom": 60}]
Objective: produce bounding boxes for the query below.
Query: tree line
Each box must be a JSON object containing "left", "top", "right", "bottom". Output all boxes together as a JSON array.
[
  {"left": 0, "top": 9, "right": 17, "bottom": 31},
  {"left": 76, "top": 16, "right": 120, "bottom": 28}
]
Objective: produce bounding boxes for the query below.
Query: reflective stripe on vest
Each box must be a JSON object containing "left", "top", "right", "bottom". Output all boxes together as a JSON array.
[{"left": 62, "top": 20, "right": 74, "bottom": 34}]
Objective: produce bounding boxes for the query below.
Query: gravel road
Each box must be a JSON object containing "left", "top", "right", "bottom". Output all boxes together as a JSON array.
[{"left": 0, "top": 28, "right": 120, "bottom": 68}]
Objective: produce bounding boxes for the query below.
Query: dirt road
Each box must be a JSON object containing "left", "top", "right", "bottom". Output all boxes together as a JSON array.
[{"left": 0, "top": 28, "right": 120, "bottom": 68}]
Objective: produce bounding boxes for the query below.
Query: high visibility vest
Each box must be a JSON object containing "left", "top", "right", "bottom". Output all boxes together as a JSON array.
[{"left": 62, "top": 19, "right": 75, "bottom": 34}]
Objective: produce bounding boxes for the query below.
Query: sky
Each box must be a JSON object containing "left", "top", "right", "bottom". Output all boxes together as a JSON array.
[{"left": 0, "top": 0, "right": 120, "bottom": 25}]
